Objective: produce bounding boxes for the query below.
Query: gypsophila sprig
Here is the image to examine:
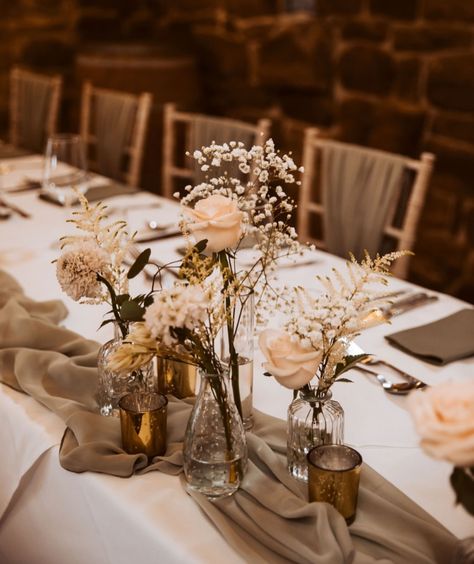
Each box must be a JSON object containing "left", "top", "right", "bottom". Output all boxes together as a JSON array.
[{"left": 260, "top": 251, "right": 409, "bottom": 396}]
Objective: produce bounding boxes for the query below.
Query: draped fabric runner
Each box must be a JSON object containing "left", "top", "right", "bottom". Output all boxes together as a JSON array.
[
  {"left": 320, "top": 141, "right": 406, "bottom": 261},
  {"left": 0, "top": 271, "right": 459, "bottom": 564},
  {"left": 191, "top": 115, "right": 257, "bottom": 184},
  {"left": 17, "top": 74, "right": 55, "bottom": 153},
  {"left": 93, "top": 91, "right": 137, "bottom": 183}
]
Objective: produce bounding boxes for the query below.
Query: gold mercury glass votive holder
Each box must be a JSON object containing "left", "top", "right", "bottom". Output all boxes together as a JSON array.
[
  {"left": 307, "top": 444, "right": 363, "bottom": 525},
  {"left": 119, "top": 392, "right": 168, "bottom": 458},
  {"left": 156, "top": 358, "right": 198, "bottom": 399}
]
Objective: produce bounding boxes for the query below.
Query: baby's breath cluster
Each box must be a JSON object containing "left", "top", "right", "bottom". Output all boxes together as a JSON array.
[
  {"left": 176, "top": 138, "right": 311, "bottom": 323},
  {"left": 279, "top": 251, "right": 407, "bottom": 395}
]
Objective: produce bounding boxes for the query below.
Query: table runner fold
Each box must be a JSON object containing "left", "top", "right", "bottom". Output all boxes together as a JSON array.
[{"left": 0, "top": 270, "right": 458, "bottom": 564}]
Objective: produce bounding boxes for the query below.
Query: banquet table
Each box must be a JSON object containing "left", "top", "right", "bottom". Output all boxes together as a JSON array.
[{"left": 0, "top": 154, "right": 473, "bottom": 564}]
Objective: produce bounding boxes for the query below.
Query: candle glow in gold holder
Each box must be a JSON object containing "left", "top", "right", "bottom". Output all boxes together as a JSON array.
[
  {"left": 307, "top": 444, "right": 362, "bottom": 525},
  {"left": 119, "top": 392, "right": 168, "bottom": 458},
  {"left": 156, "top": 358, "right": 198, "bottom": 399}
]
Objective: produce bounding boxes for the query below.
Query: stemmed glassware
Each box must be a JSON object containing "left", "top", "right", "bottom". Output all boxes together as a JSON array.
[{"left": 42, "top": 134, "right": 88, "bottom": 206}]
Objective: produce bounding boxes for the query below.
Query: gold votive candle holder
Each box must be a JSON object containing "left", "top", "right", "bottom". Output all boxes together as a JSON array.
[
  {"left": 307, "top": 444, "right": 362, "bottom": 525},
  {"left": 119, "top": 392, "right": 168, "bottom": 458},
  {"left": 156, "top": 358, "right": 198, "bottom": 399}
]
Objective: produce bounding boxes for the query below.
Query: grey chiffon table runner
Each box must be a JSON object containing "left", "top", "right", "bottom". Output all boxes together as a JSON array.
[
  {"left": 0, "top": 271, "right": 459, "bottom": 564},
  {"left": 385, "top": 309, "right": 474, "bottom": 366}
]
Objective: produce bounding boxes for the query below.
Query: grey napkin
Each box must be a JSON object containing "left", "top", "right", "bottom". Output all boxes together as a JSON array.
[
  {"left": 0, "top": 270, "right": 458, "bottom": 564},
  {"left": 385, "top": 308, "right": 474, "bottom": 365}
]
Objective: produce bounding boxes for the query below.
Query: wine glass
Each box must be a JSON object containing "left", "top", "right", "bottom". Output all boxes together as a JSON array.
[{"left": 42, "top": 134, "right": 88, "bottom": 206}]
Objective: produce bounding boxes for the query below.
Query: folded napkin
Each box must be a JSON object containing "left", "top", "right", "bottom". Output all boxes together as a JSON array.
[
  {"left": 39, "top": 181, "right": 137, "bottom": 206},
  {"left": 385, "top": 309, "right": 474, "bottom": 365},
  {"left": 0, "top": 269, "right": 458, "bottom": 564}
]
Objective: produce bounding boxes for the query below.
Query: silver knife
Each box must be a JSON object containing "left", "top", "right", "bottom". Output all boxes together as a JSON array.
[
  {"left": 382, "top": 292, "right": 439, "bottom": 318},
  {"left": 362, "top": 292, "right": 438, "bottom": 327}
]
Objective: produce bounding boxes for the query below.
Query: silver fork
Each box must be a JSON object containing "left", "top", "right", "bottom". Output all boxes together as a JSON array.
[{"left": 359, "top": 355, "right": 428, "bottom": 388}]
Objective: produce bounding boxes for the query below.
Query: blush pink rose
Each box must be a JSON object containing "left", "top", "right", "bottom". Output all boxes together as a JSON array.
[
  {"left": 259, "top": 329, "right": 321, "bottom": 389},
  {"left": 408, "top": 381, "right": 474, "bottom": 467},
  {"left": 185, "top": 194, "right": 243, "bottom": 253}
]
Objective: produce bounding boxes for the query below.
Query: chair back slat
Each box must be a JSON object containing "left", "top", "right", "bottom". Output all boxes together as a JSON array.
[
  {"left": 9, "top": 67, "right": 62, "bottom": 153},
  {"left": 80, "top": 82, "right": 152, "bottom": 187},
  {"left": 162, "top": 103, "right": 271, "bottom": 199}
]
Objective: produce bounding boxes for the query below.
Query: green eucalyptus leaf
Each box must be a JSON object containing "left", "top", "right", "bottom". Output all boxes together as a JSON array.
[
  {"left": 450, "top": 467, "right": 474, "bottom": 516},
  {"left": 116, "top": 293, "right": 130, "bottom": 306},
  {"left": 335, "top": 377, "right": 353, "bottom": 383},
  {"left": 144, "top": 295, "right": 154, "bottom": 307},
  {"left": 127, "top": 248, "right": 151, "bottom": 279},
  {"left": 98, "top": 319, "right": 115, "bottom": 330},
  {"left": 119, "top": 300, "right": 145, "bottom": 322},
  {"left": 194, "top": 239, "right": 208, "bottom": 253}
]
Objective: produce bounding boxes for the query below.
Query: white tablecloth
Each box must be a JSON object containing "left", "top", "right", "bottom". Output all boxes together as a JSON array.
[{"left": 0, "top": 162, "right": 473, "bottom": 562}]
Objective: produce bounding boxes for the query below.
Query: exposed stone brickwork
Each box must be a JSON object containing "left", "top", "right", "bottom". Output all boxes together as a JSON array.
[{"left": 0, "top": 1, "right": 473, "bottom": 300}]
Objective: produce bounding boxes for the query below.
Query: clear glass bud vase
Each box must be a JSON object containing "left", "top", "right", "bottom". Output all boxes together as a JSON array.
[
  {"left": 183, "top": 369, "right": 248, "bottom": 498},
  {"left": 287, "top": 390, "right": 344, "bottom": 482},
  {"left": 97, "top": 324, "right": 155, "bottom": 417},
  {"left": 221, "top": 292, "right": 255, "bottom": 430}
]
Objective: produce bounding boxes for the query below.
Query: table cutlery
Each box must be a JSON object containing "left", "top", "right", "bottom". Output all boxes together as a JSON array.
[
  {"left": 7, "top": 179, "right": 41, "bottom": 193},
  {"left": 347, "top": 341, "right": 428, "bottom": 394},
  {"left": 0, "top": 206, "right": 12, "bottom": 219},
  {"left": 0, "top": 196, "right": 31, "bottom": 218},
  {"left": 354, "top": 364, "right": 424, "bottom": 395},
  {"left": 362, "top": 291, "right": 438, "bottom": 327}
]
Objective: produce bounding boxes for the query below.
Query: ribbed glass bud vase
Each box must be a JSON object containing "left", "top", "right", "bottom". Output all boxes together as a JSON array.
[{"left": 287, "top": 390, "right": 344, "bottom": 482}]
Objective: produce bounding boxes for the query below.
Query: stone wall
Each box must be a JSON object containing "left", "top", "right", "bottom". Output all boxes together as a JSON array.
[
  {"left": 0, "top": 0, "right": 473, "bottom": 301},
  {"left": 182, "top": 0, "right": 474, "bottom": 302}
]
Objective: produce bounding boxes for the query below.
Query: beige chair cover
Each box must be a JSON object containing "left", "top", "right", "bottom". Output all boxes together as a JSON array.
[
  {"left": 191, "top": 115, "right": 257, "bottom": 184},
  {"left": 93, "top": 91, "right": 137, "bottom": 182},
  {"left": 320, "top": 141, "right": 406, "bottom": 260},
  {"left": 16, "top": 73, "right": 56, "bottom": 153}
]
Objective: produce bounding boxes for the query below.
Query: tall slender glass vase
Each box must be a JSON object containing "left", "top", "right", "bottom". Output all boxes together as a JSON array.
[
  {"left": 221, "top": 291, "right": 255, "bottom": 430},
  {"left": 287, "top": 389, "right": 344, "bottom": 482},
  {"left": 97, "top": 323, "right": 155, "bottom": 417},
  {"left": 183, "top": 369, "right": 247, "bottom": 498}
]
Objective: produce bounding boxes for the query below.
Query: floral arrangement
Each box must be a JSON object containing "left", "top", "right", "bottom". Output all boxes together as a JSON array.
[
  {"left": 55, "top": 193, "right": 157, "bottom": 339},
  {"left": 259, "top": 251, "right": 407, "bottom": 398},
  {"left": 408, "top": 381, "right": 474, "bottom": 516},
  {"left": 174, "top": 138, "right": 309, "bottom": 415}
]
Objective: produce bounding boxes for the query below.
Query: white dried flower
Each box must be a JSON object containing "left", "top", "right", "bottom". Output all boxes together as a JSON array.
[{"left": 56, "top": 239, "right": 111, "bottom": 302}]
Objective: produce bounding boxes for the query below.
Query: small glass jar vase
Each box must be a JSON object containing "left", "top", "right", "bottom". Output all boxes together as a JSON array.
[
  {"left": 221, "top": 292, "right": 254, "bottom": 430},
  {"left": 97, "top": 324, "right": 155, "bottom": 417},
  {"left": 287, "top": 389, "right": 344, "bottom": 482},
  {"left": 183, "top": 369, "right": 248, "bottom": 499}
]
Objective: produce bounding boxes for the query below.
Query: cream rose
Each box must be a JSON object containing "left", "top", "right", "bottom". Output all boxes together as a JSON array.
[
  {"left": 408, "top": 381, "right": 474, "bottom": 467},
  {"left": 185, "top": 194, "right": 243, "bottom": 253},
  {"left": 259, "top": 329, "right": 321, "bottom": 389}
]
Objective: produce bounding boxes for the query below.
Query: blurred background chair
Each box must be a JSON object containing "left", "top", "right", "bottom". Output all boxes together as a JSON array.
[
  {"left": 80, "top": 81, "right": 152, "bottom": 187},
  {"left": 298, "top": 128, "right": 435, "bottom": 279},
  {"left": 162, "top": 102, "right": 271, "bottom": 199},
  {"left": 9, "top": 67, "right": 62, "bottom": 153}
]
